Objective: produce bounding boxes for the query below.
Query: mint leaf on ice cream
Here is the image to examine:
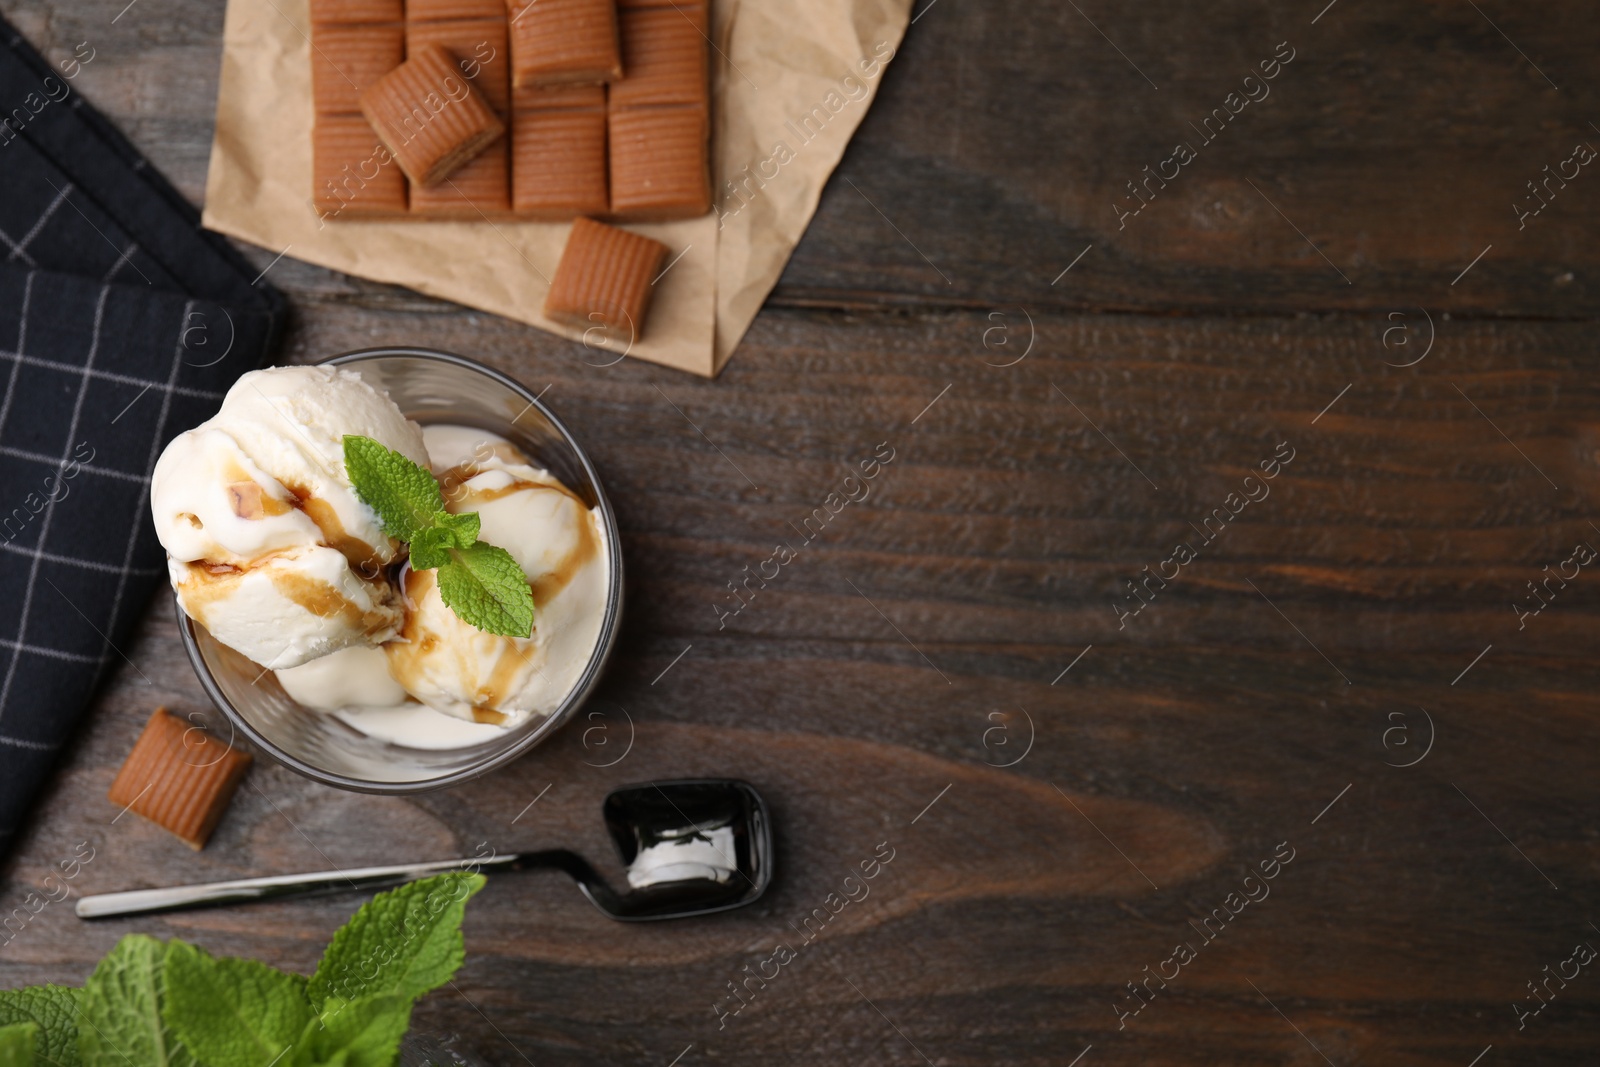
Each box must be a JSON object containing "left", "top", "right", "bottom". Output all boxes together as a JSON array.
[
  {"left": 342, "top": 434, "right": 446, "bottom": 543},
  {"left": 433, "top": 508, "right": 480, "bottom": 548},
  {"left": 342, "top": 435, "right": 534, "bottom": 637},
  {"left": 405, "top": 526, "right": 455, "bottom": 571},
  {"left": 437, "top": 542, "right": 536, "bottom": 639}
]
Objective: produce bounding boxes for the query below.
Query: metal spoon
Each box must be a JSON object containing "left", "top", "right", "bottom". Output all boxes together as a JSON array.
[{"left": 77, "top": 779, "right": 772, "bottom": 922}]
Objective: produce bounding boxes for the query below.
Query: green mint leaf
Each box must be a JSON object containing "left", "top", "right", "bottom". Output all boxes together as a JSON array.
[
  {"left": 408, "top": 513, "right": 481, "bottom": 572},
  {"left": 288, "top": 996, "right": 410, "bottom": 1067},
  {"left": 79, "top": 935, "right": 195, "bottom": 1067},
  {"left": 343, "top": 435, "right": 536, "bottom": 638},
  {"left": 342, "top": 435, "right": 446, "bottom": 543},
  {"left": 163, "top": 942, "right": 312, "bottom": 1067},
  {"left": 0, "top": 1021, "right": 37, "bottom": 1067},
  {"left": 406, "top": 527, "right": 453, "bottom": 572},
  {"left": 306, "top": 873, "right": 485, "bottom": 1011},
  {"left": 433, "top": 509, "right": 480, "bottom": 547},
  {"left": 0, "top": 985, "right": 81, "bottom": 1067},
  {"left": 437, "top": 543, "right": 535, "bottom": 638}
]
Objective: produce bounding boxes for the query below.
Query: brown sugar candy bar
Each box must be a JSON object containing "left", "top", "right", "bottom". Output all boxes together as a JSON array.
[
  {"left": 107, "top": 708, "right": 252, "bottom": 850},
  {"left": 607, "top": 0, "right": 709, "bottom": 219},
  {"left": 507, "top": 0, "right": 622, "bottom": 88},
  {"left": 406, "top": 18, "right": 511, "bottom": 114},
  {"left": 510, "top": 84, "right": 606, "bottom": 217},
  {"left": 609, "top": 5, "right": 707, "bottom": 109},
  {"left": 313, "top": 115, "right": 408, "bottom": 216},
  {"left": 311, "top": 23, "right": 404, "bottom": 115},
  {"left": 608, "top": 105, "right": 709, "bottom": 218},
  {"left": 511, "top": 109, "right": 608, "bottom": 217},
  {"left": 545, "top": 217, "right": 668, "bottom": 342},
  {"left": 360, "top": 43, "right": 505, "bottom": 187}
]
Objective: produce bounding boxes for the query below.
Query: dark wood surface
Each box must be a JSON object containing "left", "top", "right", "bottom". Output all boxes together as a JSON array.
[{"left": 3, "top": 0, "right": 1599, "bottom": 1064}]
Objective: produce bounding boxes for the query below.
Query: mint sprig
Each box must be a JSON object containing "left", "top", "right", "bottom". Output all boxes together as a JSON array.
[
  {"left": 0, "top": 872, "right": 486, "bottom": 1067},
  {"left": 341, "top": 435, "right": 535, "bottom": 639}
]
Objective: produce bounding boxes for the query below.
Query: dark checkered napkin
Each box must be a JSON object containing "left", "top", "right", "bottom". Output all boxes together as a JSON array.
[{"left": 0, "top": 17, "right": 285, "bottom": 859}]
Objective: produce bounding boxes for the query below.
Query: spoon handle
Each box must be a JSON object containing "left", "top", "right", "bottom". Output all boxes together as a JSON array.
[{"left": 74, "top": 855, "right": 517, "bottom": 919}]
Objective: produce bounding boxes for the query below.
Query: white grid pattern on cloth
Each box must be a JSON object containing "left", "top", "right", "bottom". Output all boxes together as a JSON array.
[
  {"left": 0, "top": 19, "right": 287, "bottom": 849},
  {"left": 0, "top": 734, "right": 54, "bottom": 751},
  {"left": 0, "top": 445, "right": 160, "bottom": 483},
  {"left": 0, "top": 221, "right": 36, "bottom": 267},
  {"left": 0, "top": 273, "right": 35, "bottom": 452},
  {"left": 0, "top": 283, "right": 113, "bottom": 745},
  {"left": 103, "top": 239, "right": 141, "bottom": 283},
  {"left": 0, "top": 349, "right": 225, "bottom": 401},
  {"left": 101, "top": 298, "right": 193, "bottom": 646},
  {"left": 0, "top": 271, "right": 38, "bottom": 754},
  {"left": 0, "top": 541, "right": 164, "bottom": 575},
  {"left": 7, "top": 184, "right": 68, "bottom": 264},
  {"left": 0, "top": 283, "right": 203, "bottom": 761},
  {"left": 0, "top": 639, "right": 101, "bottom": 664}
]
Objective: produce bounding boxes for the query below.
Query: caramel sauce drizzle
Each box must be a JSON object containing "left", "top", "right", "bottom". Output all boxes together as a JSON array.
[
  {"left": 434, "top": 456, "right": 600, "bottom": 608},
  {"left": 284, "top": 482, "right": 388, "bottom": 579}
]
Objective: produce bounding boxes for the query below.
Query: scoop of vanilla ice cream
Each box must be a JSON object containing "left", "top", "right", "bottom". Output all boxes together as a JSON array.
[
  {"left": 152, "top": 365, "right": 428, "bottom": 669},
  {"left": 151, "top": 427, "right": 335, "bottom": 568},
  {"left": 383, "top": 426, "right": 609, "bottom": 726},
  {"left": 169, "top": 547, "right": 404, "bottom": 670},
  {"left": 154, "top": 365, "right": 429, "bottom": 565},
  {"left": 276, "top": 645, "right": 410, "bottom": 709}
]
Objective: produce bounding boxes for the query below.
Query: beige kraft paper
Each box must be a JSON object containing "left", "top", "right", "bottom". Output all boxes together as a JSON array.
[{"left": 201, "top": 0, "right": 913, "bottom": 377}]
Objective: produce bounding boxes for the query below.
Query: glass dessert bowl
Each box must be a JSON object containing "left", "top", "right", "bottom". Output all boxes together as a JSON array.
[{"left": 175, "top": 348, "right": 623, "bottom": 792}]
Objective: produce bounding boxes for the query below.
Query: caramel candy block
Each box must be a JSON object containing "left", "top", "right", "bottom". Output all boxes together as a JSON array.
[
  {"left": 511, "top": 109, "right": 607, "bottom": 217},
  {"left": 108, "top": 709, "right": 252, "bottom": 850},
  {"left": 611, "top": 6, "right": 706, "bottom": 109},
  {"left": 309, "top": 0, "right": 402, "bottom": 22},
  {"left": 407, "top": 0, "right": 503, "bottom": 19},
  {"left": 311, "top": 22, "right": 404, "bottom": 115},
  {"left": 361, "top": 44, "right": 505, "bottom": 187},
  {"left": 507, "top": 0, "right": 621, "bottom": 88},
  {"left": 412, "top": 138, "right": 510, "bottom": 215},
  {"left": 313, "top": 115, "right": 408, "bottom": 217},
  {"left": 608, "top": 105, "right": 709, "bottom": 219},
  {"left": 545, "top": 217, "right": 668, "bottom": 342},
  {"left": 406, "top": 18, "right": 511, "bottom": 115}
]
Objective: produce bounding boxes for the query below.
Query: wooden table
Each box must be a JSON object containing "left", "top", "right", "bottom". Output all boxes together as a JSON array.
[{"left": 3, "top": 1, "right": 1598, "bottom": 1063}]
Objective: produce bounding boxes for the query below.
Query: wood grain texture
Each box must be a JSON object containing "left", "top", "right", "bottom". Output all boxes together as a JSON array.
[{"left": 1, "top": 0, "right": 1598, "bottom": 1065}]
